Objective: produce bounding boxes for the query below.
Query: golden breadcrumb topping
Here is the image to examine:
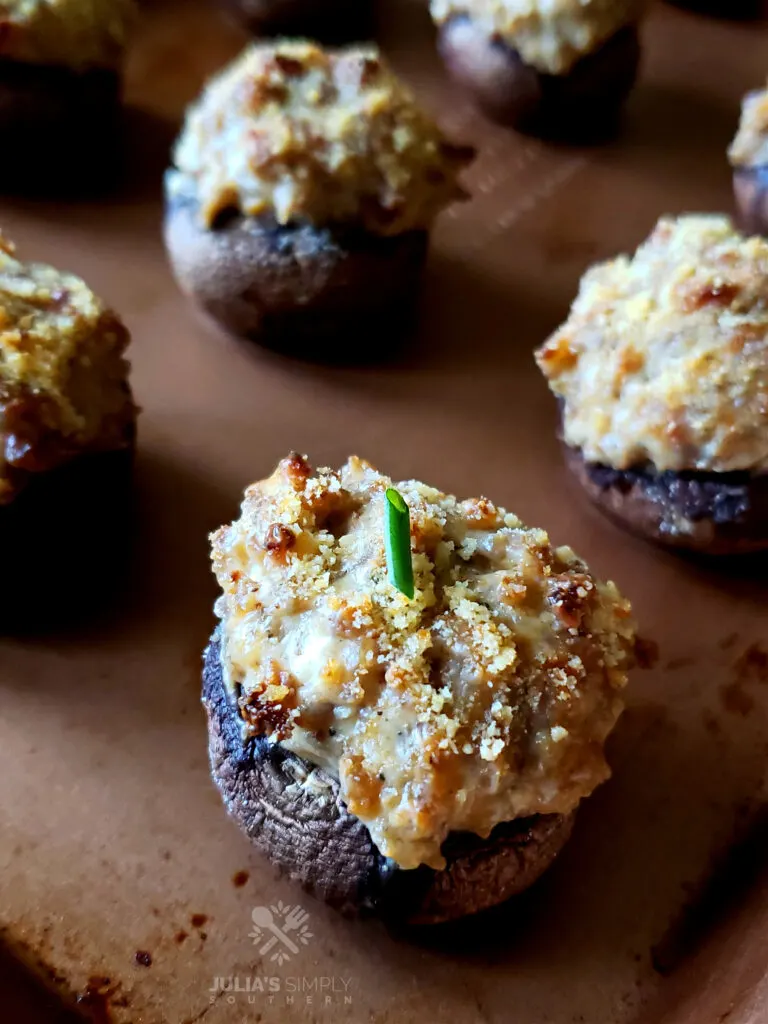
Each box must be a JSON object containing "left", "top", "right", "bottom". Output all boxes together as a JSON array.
[
  {"left": 729, "top": 83, "right": 768, "bottom": 169},
  {"left": 211, "top": 454, "right": 635, "bottom": 870},
  {"left": 0, "top": 233, "right": 135, "bottom": 504},
  {"left": 168, "top": 41, "right": 472, "bottom": 236},
  {"left": 0, "top": 0, "right": 136, "bottom": 71},
  {"left": 429, "top": 0, "right": 647, "bottom": 75},
  {"left": 537, "top": 216, "right": 768, "bottom": 475}
]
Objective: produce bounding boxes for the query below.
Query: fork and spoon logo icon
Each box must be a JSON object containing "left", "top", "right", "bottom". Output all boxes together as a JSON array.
[{"left": 249, "top": 901, "right": 314, "bottom": 965}]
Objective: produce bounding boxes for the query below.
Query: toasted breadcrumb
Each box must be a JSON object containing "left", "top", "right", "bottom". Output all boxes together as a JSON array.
[
  {"left": 169, "top": 41, "right": 472, "bottom": 236},
  {"left": 429, "top": 0, "right": 647, "bottom": 75},
  {"left": 0, "top": 232, "right": 135, "bottom": 503},
  {"left": 0, "top": 0, "right": 136, "bottom": 71},
  {"left": 536, "top": 215, "right": 768, "bottom": 474},
  {"left": 212, "top": 454, "right": 635, "bottom": 870}
]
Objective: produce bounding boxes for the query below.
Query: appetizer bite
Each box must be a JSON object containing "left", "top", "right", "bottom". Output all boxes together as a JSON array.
[
  {"left": 429, "top": 0, "right": 647, "bottom": 139},
  {"left": 220, "top": 0, "right": 373, "bottom": 44},
  {"left": 536, "top": 215, "right": 768, "bottom": 555},
  {"left": 0, "top": 0, "right": 137, "bottom": 193},
  {"left": 729, "top": 82, "right": 768, "bottom": 237},
  {"left": 164, "top": 42, "right": 472, "bottom": 357},
  {"left": 203, "top": 454, "right": 636, "bottom": 923},
  {"left": 0, "top": 234, "right": 136, "bottom": 629}
]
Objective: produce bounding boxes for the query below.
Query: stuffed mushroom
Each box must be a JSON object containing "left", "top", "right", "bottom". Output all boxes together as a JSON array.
[
  {"left": 729, "top": 82, "right": 768, "bottom": 237},
  {"left": 0, "top": 0, "right": 137, "bottom": 194},
  {"left": 536, "top": 215, "right": 768, "bottom": 555},
  {"left": 219, "top": 0, "right": 373, "bottom": 44},
  {"left": 163, "top": 42, "right": 472, "bottom": 358},
  {"left": 0, "top": 233, "right": 137, "bottom": 629},
  {"left": 429, "top": 0, "right": 648, "bottom": 139},
  {"left": 203, "top": 454, "right": 636, "bottom": 923}
]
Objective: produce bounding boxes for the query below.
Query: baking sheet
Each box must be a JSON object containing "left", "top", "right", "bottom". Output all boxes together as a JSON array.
[{"left": 1, "top": 2, "right": 767, "bottom": 1022}]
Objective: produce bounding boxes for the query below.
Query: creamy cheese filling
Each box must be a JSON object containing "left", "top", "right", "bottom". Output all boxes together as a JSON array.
[
  {"left": 169, "top": 41, "right": 471, "bottom": 235},
  {"left": 537, "top": 215, "right": 768, "bottom": 475}
]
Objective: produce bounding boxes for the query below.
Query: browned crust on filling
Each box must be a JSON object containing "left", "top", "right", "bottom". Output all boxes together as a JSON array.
[
  {"left": 563, "top": 443, "right": 768, "bottom": 555},
  {"left": 0, "top": 58, "right": 121, "bottom": 194},
  {"left": 437, "top": 16, "right": 640, "bottom": 138},
  {"left": 202, "top": 632, "right": 575, "bottom": 924},
  {"left": 219, "top": 0, "right": 373, "bottom": 42},
  {"left": 733, "top": 167, "right": 768, "bottom": 238},
  {"left": 163, "top": 192, "right": 428, "bottom": 358}
]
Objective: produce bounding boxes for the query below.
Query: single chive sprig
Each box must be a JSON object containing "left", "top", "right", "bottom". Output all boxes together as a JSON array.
[{"left": 384, "top": 487, "right": 414, "bottom": 599}]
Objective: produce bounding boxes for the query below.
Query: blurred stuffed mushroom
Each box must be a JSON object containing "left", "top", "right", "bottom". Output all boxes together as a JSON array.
[
  {"left": 536, "top": 215, "right": 768, "bottom": 555},
  {"left": 0, "top": 0, "right": 137, "bottom": 193},
  {"left": 203, "top": 454, "right": 636, "bottom": 923},
  {"left": 164, "top": 42, "right": 473, "bottom": 357},
  {"left": 429, "top": 0, "right": 648, "bottom": 139},
  {"left": 0, "top": 234, "right": 137, "bottom": 629}
]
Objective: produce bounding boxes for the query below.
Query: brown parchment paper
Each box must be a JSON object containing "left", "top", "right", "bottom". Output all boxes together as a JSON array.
[{"left": 0, "top": 2, "right": 767, "bottom": 1022}]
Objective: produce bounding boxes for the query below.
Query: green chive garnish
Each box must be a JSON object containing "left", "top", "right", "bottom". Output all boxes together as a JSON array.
[{"left": 384, "top": 487, "right": 414, "bottom": 599}]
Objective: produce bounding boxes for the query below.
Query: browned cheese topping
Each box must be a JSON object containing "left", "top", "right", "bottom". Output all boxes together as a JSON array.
[
  {"left": 0, "top": 233, "right": 135, "bottom": 503},
  {"left": 169, "top": 41, "right": 472, "bottom": 235},
  {"left": 429, "top": 0, "right": 647, "bottom": 75},
  {"left": 536, "top": 215, "right": 768, "bottom": 474},
  {"left": 0, "top": 0, "right": 136, "bottom": 71},
  {"left": 211, "top": 455, "right": 635, "bottom": 870},
  {"left": 729, "top": 82, "right": 768, "bottom": 169}
]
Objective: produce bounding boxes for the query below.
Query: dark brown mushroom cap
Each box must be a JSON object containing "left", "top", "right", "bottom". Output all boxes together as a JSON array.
[
  {"left": 436, "top": 16, "right": 640, "bottom": 139},
  {"left": 203, "top": 632, "right": 575, "bottom": 924},
  {"left": 219, "top": 0, "right": 373, "bottom": 42},
  {"left": 563, "top": 443, "right": 768, "bottom": 555},
  {"left": 664, "top": 0, "right": 763, "bottom": 18},
  {"left": 0, "top": 59, "right": 121, "bottom": 195},
  {"left": 0, "top": 442, "right": 135, "bottom": 631},
  {"left": 163, "top": 192, "right": 428, "bottom": 356}
]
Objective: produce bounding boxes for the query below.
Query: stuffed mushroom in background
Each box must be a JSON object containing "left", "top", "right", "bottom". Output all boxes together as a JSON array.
[
  {"left": 729, "top": 82, "right": 768, "bottom": 237},
  {"left": 220, "top": 0, "right": 373, "bottom": 44},
  {"left": 0, "top": 234, "right": 137, "bottom": 630},
  {"left": 429, "top": 0, "right": 648, "bottom": 139},
  {"left": 164, "top": 42, "right": 472, "bottom": 358},
  {"left": 0, "top": 0, "right": 137, "bottom": 194},
  {"left": 536, "top": 215, "right": 768, "bottom": 555},
  {"left": 203, "top": 454, "right": 636, "bottom": 923}
]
